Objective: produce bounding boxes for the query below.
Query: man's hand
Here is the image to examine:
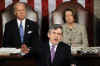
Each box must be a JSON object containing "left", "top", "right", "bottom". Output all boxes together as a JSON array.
[
  {"left": 71, "top": 64, "right": 76, "bottom": 66},
  {"left": 21, "top": 44, "right": 30, "bottom": 54}
]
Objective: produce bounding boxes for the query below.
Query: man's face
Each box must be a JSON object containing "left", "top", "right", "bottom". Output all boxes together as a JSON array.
[
  {"left": 15, "top": 4, "right": 26, "bottom": 20},
  {"left": 65, "top": 11, "right": 74, "bottom": 24},
  {"left": 48, "top": 28, "right": 62, "bottom": 45}
]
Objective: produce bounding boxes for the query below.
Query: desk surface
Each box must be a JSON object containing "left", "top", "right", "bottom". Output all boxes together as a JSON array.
[
  {"left": 72, "top": 55, "right": 100, "bottom": 66},
  {"left": 0, "top": 54, "right": 100, "bottom": 66},
  {"left": 0, "top": 55, "right": 36, "bottom": 66}
]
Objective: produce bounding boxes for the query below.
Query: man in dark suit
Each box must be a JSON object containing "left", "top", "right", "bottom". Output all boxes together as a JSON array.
[
  {"left": 3, "top": 2, "right": 39, "bottom": 55},
  {"left": 39, "top": 24, "right": 75, "bottom": 66}
]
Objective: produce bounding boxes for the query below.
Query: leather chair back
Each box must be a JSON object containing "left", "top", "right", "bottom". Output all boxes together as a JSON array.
[{"left": 52, "top": 1, "right": 88, "bottom": 26}]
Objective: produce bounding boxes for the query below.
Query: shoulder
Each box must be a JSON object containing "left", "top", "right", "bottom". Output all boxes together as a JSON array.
[
  {"left": 5, "top": 19, "right": 17, "bottom": 26},
  {"left": 59, "top": 42, "right": 70, "bottom": 48},
  {"left": 26, "top": 19, "right": 38, "bottom": 27},
  {"left": 75, "top": 23, "right": 85, "bottom": 28},
  {"left": 75, "top": 23, "right": 86, "bottom": 30},
  {"left": 26, "top": 19, "right": 37, "bottom": 24},
  {"left": 40, "top": 40, "right": 49, "bottom": 45},
  {"left": 62, "top": 24, "right": 67, "bottom": 31}
]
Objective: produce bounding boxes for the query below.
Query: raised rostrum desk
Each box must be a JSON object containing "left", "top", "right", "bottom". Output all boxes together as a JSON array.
[
  {"left": 73, "top": 54, "right": 100, "bottom": 66},
  {"left": 72, "top": 47, "right": 100, "bottom": 66},
  {"left": 0, "top": 53, "right": 100, "bottom": 66},
  {"left": 0, "top": 55, "right": 36, "bottom": 66}
]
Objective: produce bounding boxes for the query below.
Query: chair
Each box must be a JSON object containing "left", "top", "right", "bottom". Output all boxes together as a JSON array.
[
  {"left": 1, "top": 3, "right": 38, "bottom": 33},
  {"left": 52, "top": 1, "right": 88, "bottom": 26}
]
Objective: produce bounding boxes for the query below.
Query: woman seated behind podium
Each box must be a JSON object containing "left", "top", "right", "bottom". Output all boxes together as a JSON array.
[{"left": 62, "top": 8, "right": 88, "bottom": 47}]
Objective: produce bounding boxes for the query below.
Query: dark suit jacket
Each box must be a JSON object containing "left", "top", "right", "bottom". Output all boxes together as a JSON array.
[
  {"left": 3, "top": 19, "right": 39, "bottom": 55},
  {"left": 39, "top": 41, "right": 74, "bottom": 66}
]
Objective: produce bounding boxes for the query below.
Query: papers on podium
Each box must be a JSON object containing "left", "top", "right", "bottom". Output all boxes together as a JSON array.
[
  {"left": 71, "top": 47, "right": 99, "bottom": 55},
  {"left": 0, "top": 48, "right": 21, "bottom": 55}
]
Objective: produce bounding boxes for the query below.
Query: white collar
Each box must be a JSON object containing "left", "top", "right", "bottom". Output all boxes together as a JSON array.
[
  {"left": 17, "top": 18, "right": 26, "bottom": 27},
  {"left": 49, "top": 41, "right": 58, "bottom": 51},
  {"left": 17, "top": 19, "right": 26, "bottom": 31}
]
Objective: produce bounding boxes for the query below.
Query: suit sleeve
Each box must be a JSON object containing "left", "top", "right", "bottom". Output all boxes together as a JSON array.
[
  {"left": 29, "top": 22, "right": 40, "bottom": 54},
  {"left": 3, "top": 23, "right": 11, "bottom": 47},
  {"left": 66, "top": 45, "right": 77, "bottom": 64}
]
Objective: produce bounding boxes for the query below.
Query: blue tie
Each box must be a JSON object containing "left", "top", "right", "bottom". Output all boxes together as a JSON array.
[{"left": 19, "top": 22, "right": 24, "bottom": 43}]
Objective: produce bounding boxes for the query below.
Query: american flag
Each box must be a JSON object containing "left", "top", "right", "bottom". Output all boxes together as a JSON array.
[{"left": 0, "top": 0, "right": 93, "bottom": 42}]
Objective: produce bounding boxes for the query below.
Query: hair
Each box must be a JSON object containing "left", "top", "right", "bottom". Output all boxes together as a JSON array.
[
  {"left": 62, "top": 8, "right": 78, "bottom": 23},
  {"left": 48, "top": 24, "right": 63, "bottom": 33}
]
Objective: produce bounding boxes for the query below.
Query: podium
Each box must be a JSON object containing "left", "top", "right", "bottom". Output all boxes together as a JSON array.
[
  {"left": 0, "top": 55, "right": 36, "bottom": 66},
  {"left": 74, "top": 55, "right": 100, "bottom": 66},
  {"left": 72, "top": 47, "right": 100, "bottom": 66}
]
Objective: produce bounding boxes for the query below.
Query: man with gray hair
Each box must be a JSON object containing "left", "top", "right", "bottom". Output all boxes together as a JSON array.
[{"left": 3, "top": 2, "right": 39, "bottom": 56}]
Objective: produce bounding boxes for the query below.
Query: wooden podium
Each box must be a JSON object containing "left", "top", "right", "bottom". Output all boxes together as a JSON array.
[
  {"left": 74, "top": 55, "right": 100, "bottom": 66},
  {"left": 0, "top": 55, "right": 36, "bottom": 66},
  {"left": 0, "top": 50, "right": 100, "bottom": 66}
]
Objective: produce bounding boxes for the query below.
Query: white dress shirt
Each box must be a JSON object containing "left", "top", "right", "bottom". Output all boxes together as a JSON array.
[
  {"left": 17, "top": 18, "right": 26, "bottom": 32},
  {"left": 49, "top": 41, "right": 58, "bottom": 52}
]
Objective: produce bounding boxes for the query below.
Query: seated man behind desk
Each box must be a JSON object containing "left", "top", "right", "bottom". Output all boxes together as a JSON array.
[
  {"left": 2, "top": 2, "right": 39, "bottom": 56},
  {"left": 39, "top": 24, "right": 75, "bottom": 66}
]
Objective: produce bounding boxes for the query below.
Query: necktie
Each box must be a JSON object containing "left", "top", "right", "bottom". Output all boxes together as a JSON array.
[
  {"left": 50, "top": 45, "right": 55, "bottom": 62},
  {"left": 19, "top": 22, "right": 24, "bottom": 43}
]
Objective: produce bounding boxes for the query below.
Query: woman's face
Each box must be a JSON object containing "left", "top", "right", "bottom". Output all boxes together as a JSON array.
[{"left": 65, "top": 11, "right": 75, "bottom": 24}]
